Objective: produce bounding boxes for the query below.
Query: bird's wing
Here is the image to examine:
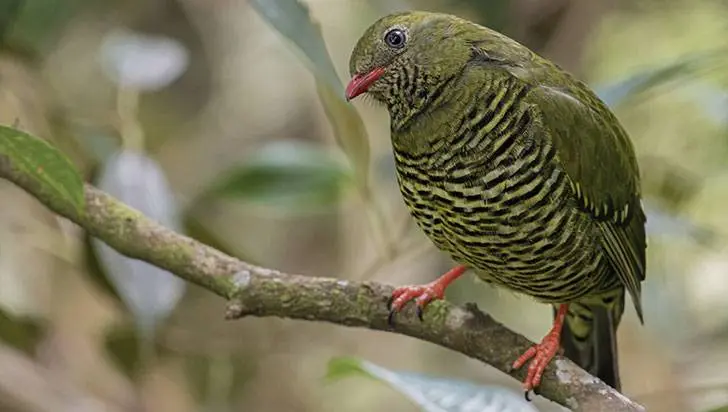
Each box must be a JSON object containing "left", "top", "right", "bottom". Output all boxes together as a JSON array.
[{"left": 523, "top": 81, "right": 647, "bottom": 321}]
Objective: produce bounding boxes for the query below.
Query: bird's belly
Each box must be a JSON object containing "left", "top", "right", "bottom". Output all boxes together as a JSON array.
[
  {"left": 398, "top": 174, "right": 610, "bottom": 303},
  {"left": 446, "top": 211, "right": 604, "bottom": 301}
]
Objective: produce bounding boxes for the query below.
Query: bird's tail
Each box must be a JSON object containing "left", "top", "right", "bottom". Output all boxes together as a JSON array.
[{"left": 557, "top": 291, "right": 625, "bottom": 391}]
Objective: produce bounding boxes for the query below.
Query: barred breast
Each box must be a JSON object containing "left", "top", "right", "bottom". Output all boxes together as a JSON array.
[{"left": 392, "top": 78, "right": 620, "bottom": 303}]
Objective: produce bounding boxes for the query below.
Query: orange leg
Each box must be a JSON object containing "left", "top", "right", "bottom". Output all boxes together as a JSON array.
[
  {"left": 512, "top": 303, "right": 568, "bottom": 398},
  {"left": 387, "top": 265, "right": 467, "bottom": 325}
]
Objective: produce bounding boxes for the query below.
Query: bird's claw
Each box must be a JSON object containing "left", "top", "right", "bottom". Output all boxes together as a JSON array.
[
  {"left": 386, "top": 283, "right": 444, "bottom": 327},
  {"left": 387, "top": 310, "right": 396, "bottom": 327},
  {"left": 511, "top": 334, "right": 560, "bottom": 398},
  {"left": 524, "top": 386, "right": 540, "bottom": 402}
]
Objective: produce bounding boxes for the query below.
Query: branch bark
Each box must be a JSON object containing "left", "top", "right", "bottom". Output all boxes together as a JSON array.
[{"left": 0, "top": 155, "right": 645, "bottom": 412}]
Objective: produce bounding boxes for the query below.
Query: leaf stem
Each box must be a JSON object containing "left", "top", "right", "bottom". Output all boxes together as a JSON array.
[{"left": 116, "top": 87, "right": 145, "bottom": 151}]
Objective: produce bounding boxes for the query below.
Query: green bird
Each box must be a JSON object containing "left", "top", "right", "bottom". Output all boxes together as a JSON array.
[{"left": 345, "top": 11, "right": 646, "bottom": 395}]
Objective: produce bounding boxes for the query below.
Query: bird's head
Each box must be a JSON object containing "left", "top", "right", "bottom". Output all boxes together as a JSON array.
[{"left": 345, "top": 11, "right": 526, "bottom": 106}]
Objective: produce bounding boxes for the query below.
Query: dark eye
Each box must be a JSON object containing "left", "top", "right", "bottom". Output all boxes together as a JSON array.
[{"left": 384, "top": 29, "right": 406, "bottom": 49}]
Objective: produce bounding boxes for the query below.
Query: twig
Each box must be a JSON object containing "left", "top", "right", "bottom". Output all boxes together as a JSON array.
[{"left": 0, "top": 154, "right": 646, "bottom": 412}]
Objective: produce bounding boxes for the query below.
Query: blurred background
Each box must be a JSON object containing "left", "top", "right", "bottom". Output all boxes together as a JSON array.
[{"left": 0, "top": 0, "right": 727, "bottom": 411}]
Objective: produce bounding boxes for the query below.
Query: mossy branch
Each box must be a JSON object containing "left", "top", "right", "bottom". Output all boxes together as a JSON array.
[{"left": 0, "top": 154, "right": 645, "bottom": 412}]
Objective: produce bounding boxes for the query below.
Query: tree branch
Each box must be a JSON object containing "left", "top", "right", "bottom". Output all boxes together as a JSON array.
[{"left": 0, "top": 155, "right": 645, "bottom": 412}]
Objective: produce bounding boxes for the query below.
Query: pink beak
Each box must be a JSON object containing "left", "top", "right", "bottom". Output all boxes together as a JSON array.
[{"left": 345, "top": 67, "right": 385, "bottom": 101}]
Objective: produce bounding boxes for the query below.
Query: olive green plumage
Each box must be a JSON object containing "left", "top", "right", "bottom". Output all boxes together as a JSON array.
[{"left": 348, "top": 11, "right": 646, "bottom": 390}]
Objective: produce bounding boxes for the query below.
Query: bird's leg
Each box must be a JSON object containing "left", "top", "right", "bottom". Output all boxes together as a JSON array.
[
  {"left": 387, "top": 265, "right": 467, "bottom": 325},
  {"left": 512, "top": 303, "right": 568, "bottom": 398}
]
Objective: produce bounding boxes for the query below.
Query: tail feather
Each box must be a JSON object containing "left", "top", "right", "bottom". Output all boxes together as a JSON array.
[{"left": 557, "top": 292, "right": 625, "bottom": 391}]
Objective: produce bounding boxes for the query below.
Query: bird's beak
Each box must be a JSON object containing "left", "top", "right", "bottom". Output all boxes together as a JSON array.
[{"left": 345, "top": 67, "right": 385, "bottom": 101}]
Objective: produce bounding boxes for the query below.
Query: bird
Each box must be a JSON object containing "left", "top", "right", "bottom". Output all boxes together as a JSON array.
[{"left": 344, "top": 10, "right": 646, "bottom": 396}]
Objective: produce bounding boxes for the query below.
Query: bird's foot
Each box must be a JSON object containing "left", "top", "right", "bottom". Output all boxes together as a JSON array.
[
  {"left": 511, "top": 303, "right": 568, "bottom": 400},
  {"left": 388, "top": 283, "right": 443, "bottom": 323},
  {"left": 512, "top": 332, "right": 560, "bottom": 399},
  {"left": 386, "top": 265, "right": 467, "bottom": 326}
]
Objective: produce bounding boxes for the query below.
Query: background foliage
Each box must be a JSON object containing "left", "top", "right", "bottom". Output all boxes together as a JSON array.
[{"left": 0, "top": 0, "right": 727, "bottom": 411}]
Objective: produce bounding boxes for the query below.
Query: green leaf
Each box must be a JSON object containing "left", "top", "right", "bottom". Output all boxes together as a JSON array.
[
  {"left": 249, "top": 0, "right": 342, "bottom": 95},
  {"left": 326, "top": 357, "right": 539, "bottom": 412},
  {"left": 208, "top": 140, "right": 353, "bottom": 214},
  {"left": 704, "top": 406, "right": 728, "bottom": 412},
  {"left": 249, "top": 0, "right": 371, "bottom": 185},
  {"left": 0, "top": 125, "right": 85, "bottom": 215},
  {"left": 595, "top": 51, "right": 724, "bottom": 108}
]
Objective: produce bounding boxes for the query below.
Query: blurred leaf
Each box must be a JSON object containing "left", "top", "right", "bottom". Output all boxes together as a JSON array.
[
  {"left": 104, "top": 324, "right": 143, "bottom": 379},
  {"left": 83, "top": 229, "right": 124, "bottom": 302},
  {"left": 0, "top": 0, "right": 22, "bottom": 44},
  {"left": 91, "top": 149, "right": 186, "bottom": 342},
  {"left": 443, "top": 0, "right": 510, "bottom": 31},
  {"left": 72, "top": 131, "right": 121, "bottom": 165},
  {"left": 104, "top": 323, "right": 171, "bottom": 380},
  {"left": 182, "top": 214, "right": 245, "bottom": 261},
  {"left": 684, "top": 82, "right": 728, "bottom": 125},
  {"left": 595, "top": 51, "right": 723, "bottom": 108},
  {"left": 249, "top": 0, "right": 371, "bottom": 184},
  {"left": 326, "top": 357, "right": 539, "bottom": 412},
  {"left": 8, "top": 0, "right": 89, "bottom": 52},
  {"left": 100, "top": 29, "right": 190, "bottom": 91},
  {"left": 0, "top": 308, "right": 44, "bottom": 356},
  {"left": 644, "top": 201, "right": 715, "bottom": 245},
  {"left": 638, "top": 155, "right": 702, "bottom": 211},
  {"left": 704, "top": 406, "right": 728, "bottom": 412},
  {"left": 0, "top": 125, "right": 85, "bottom": 215},
  {"left": 640, "top": 264, "right": 695, "bottom": 348},
  {"left": 184, "top": 353, "right": 257, "bottom": 407},
  {"left": 367, "top": 0, "right": 413, "bottom": 15},
  {"left": 207, "top": 140, "right": 352, "bottom": 213},
  {"left": 181, "top": 212, "right": 263, "bottom": 268},
  {"left": 249, "top": 0, "right": 342, "bottom": 95},
  {"left": 317, "top": 80, "right": 371, "bottom": 185}
]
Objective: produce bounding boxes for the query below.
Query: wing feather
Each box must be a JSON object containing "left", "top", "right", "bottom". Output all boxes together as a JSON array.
[
  {"left": 466, "top": 41, "right": 647, "bottom": 320},
  {"left": 524, "top": 79, "right": 647, "bottom": 321}
]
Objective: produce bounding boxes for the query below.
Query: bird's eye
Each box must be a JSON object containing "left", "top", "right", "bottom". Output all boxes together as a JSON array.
[{"left": 384, "top": 28, "right": 406, "bottom": 49}]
